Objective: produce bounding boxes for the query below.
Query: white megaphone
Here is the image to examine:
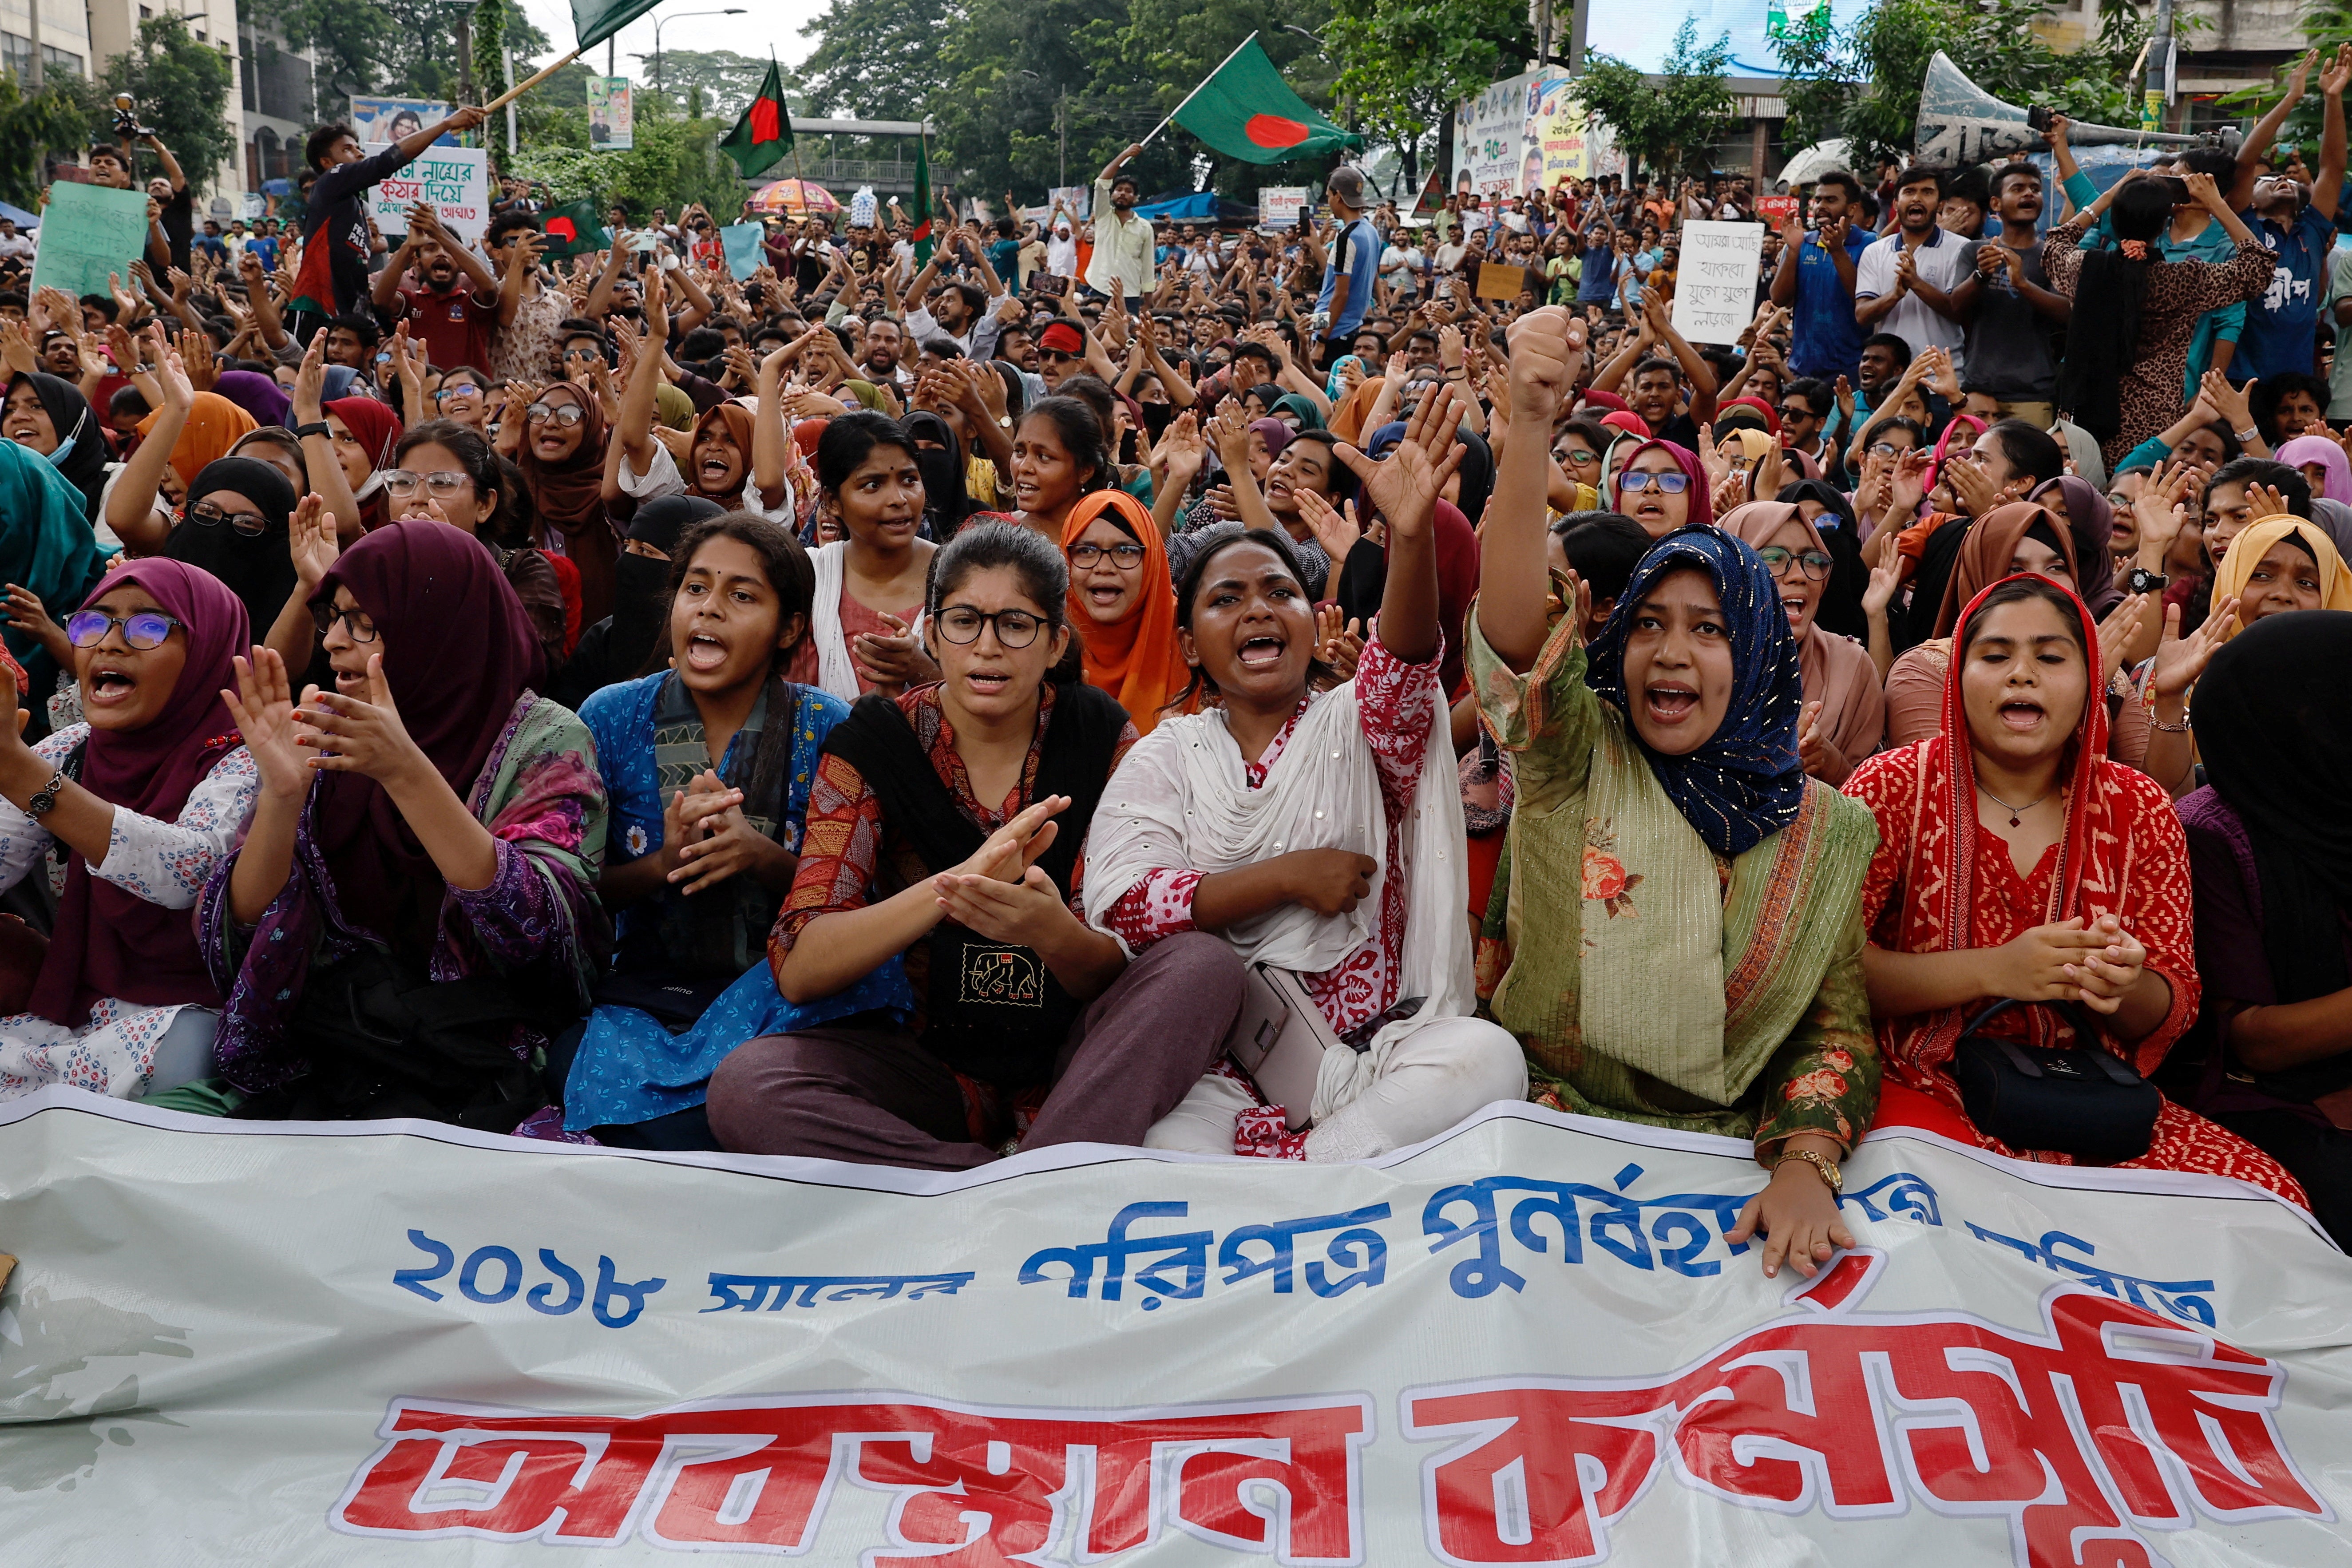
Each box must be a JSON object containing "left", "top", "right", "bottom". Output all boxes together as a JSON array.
[{"left": 1913, "top": 51, "right": 2236, "bottom": 165}]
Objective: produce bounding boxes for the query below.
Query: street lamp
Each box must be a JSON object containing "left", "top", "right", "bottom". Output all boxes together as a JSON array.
[
  {"left": 652, "top": 8, "right": 746, "bottom": 101},
  {"left": 1018, "top": 69, "right": 1069, "bottom": 190}
]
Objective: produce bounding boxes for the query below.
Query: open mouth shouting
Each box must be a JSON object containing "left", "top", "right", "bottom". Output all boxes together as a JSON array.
[
  {"left": 698, "top": 452, "right": 738, "bottom": 490},
  {"left": 1777, "top": 586, "right": 1808, "bottom": 630},
  {"left": 84, "top": 660, "right": 140, "bottom": 710},
  {"left": 1237, "top": 632, "right": 1287, "bottom": 672},
  {"left": 961, "top": 661, "right": 1014, "bottom": 701},
  {"left": 1996, "top": 693, "right": 2047, "bottom": 733},
  {"left": 1643, "top": 679, "right": 1701, "bottom": 729},
  {"left": 683, "top": 630, "right": 730, "bottom": 674}
]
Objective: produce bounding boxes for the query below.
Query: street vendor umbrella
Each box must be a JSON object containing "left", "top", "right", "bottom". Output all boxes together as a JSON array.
[{"left": 749, "top": 179, "right": 839, "bottom": 218}]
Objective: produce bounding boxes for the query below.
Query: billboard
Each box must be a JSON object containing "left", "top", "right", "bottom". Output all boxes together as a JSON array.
[
  {"left": 1452, "top": 71, "right": 1620, "bottom": 203},
  {"left": 347, "top": 95, "right": 459, "bottom": 148},
  {"left": 587, "top": 76, "right": 634, "bottom": 150},
  {"left": 1584, "top": 0, "right": 1879, "bottom": 79}
]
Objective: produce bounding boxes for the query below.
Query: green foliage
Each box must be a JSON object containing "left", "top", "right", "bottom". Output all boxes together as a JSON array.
[
  {"left": 253, "top": 0, "right": 551, "bottom": 117},
  {"left": 505, "top": 90, "right": 744, "bottom": 220},
  {"left": 796, "top": 0, "right": 963, "bottom": 120},
  {"left": 1326, "top": 0, "right": 1531, "bottom": 159},
  {"left": 2212, "top": 9, "right": 2352, "bottom": 164},
  {"left": 0, "top": 74, "right": 99, "bottom": 208},
  {"left": 472, "top": 0, "right": 508, "bottom": 115},
  {"left": 1577, "top": 19, "right": 1736, "bottom": 182},
  {"left": 1773, "top": 0, "right": 2162, "bottom": 169},
  {"left": 631, "top": 50, "right": 778, "bottom": 123},
  {"left": 100, "top": 15, "right": 238, "bottom": 193}
]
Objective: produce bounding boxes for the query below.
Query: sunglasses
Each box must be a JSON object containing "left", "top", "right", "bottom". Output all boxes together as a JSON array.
[
  {"left": 526, "top": 402, "right": 586, "bottom": 428},
  {"left": 186, "top": 499, "right": 268, "bottom": 535},
  {"left": 1620, "top": 470, "right": 1691, "bottom": 494},
  {"left": 65, "top": 610, "right": 183, "bottom": 649},
  {"left": 1039, "top": 348, "right": 1077, "bottom": 364},
  {"left": 1756, "top": 546, "right": 1832, "bottom": 580}
]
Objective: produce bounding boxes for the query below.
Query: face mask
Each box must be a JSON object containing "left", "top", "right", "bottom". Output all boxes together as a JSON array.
[{"left": 44, "top": 406, "right": 85, "bottom": 469}]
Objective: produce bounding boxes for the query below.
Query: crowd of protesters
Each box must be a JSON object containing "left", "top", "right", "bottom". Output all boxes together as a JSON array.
[{"left": 6, "top": 49, "right": 2352, "bottom": 1273}]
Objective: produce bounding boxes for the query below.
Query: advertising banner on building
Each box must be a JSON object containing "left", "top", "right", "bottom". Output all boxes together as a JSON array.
[
  {"left": 588, "top": 75, "right": 635, "bottom": 150},
  {"left": 1453, "top": 71, "right": 1619, "bottom": 204},
  {"left": 1, "top": 1091, "right": 2346, "bottom": 1563},
  {"left": 361, "top": 143, "right": 491, "bottom": 247},
  {"left": 1258, "top": 186, "right": 1309, "bottom": 233}
]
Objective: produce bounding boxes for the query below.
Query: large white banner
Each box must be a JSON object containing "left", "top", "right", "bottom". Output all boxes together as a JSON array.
[{"left": 1, "top": 1090, "right": 2347, "bottom": 1563}]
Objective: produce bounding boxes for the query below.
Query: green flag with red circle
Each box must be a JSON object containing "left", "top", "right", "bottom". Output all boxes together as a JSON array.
[
  {"left": 718, "top": 58, "right": 793, "bottom": 178},
  {"left": 1169, "top": 34, "right": 1361, "bottom": 165}
]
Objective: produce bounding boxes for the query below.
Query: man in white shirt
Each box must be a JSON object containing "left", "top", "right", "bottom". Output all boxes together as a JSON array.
[
  {"left": 1854, "top": 163, "right": 1970, "bottom": 370},
  {"left": 0, "top": 218, "right": 34, "bottom": 264},
  {"left": 1380, "top": 233, "right": 1423, "bottom": 301},
  {"left": 1085, "top": 142, "right": 1156, "bottom": 305}
]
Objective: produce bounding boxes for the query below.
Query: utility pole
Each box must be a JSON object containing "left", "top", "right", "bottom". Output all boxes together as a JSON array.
[
  {"left": 1058, "top": 88, "right": 1068, "bottom": 191},
  {"left": 456, "top": 6, "right": 475, "bottom": 105},
  {"left": 2143, "top": 0, "right": 2174, "bottom": 133}
]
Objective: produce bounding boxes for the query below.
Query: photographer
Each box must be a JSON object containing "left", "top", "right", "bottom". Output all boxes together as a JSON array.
[{"left": 288, "top": 103, "right": 490, "bottom": 342}]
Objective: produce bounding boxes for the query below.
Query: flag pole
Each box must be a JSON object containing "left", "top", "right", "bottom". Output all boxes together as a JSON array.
[
  {"left": 1139, "top": 30, "right": 1258, "bottom": 150},
  {"left": 483, "top": 44, "right": 584, "bottom": 114}
]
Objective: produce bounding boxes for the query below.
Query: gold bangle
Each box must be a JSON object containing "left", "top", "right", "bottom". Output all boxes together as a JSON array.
[{"left": 1774, "top": 1147, "right": 1843, "bottom": 1195}]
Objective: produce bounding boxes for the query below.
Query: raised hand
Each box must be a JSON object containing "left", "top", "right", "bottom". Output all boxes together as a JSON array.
[
  {"left": 2149, "top": 595, "right": 2238, "bottom": 698},
  {"left": 2094, "top": 593, "right": 2149, "bottom": 682},
  {"left": 1311, "top": 605, "right": 1365, "bottom": 684},
  {"left": 222, "top": 649, "right": 315, "bottom": 801},
  {"left": 1336, "top": 379, "right": 1467, "bottom": 543},
  {"left": 288, "top": 492, "right": 341, "bottom": 592},
  {"left": 1, "top": 582, "right": 71, "bottom": 670},
  {"left": 294, "top": 653, "right": 426, "bottom": 784}
]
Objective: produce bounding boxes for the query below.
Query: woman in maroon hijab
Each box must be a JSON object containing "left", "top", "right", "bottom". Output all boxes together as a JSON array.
[{"left": 0, "top": 559, "right": 259, "bottom": 1101}]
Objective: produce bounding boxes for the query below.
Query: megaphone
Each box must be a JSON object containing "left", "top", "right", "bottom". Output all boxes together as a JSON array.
[{"left": 1913, "top": 51, "right": 2235, "bottom": 164}]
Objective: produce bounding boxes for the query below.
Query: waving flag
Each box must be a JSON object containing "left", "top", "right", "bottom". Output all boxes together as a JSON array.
[
  {"left": 569, "top": 0, "right": 661, "bottom": 51},
  {"left": 910, "top": 137, "right": 934, "bottom": 265},
  {"left": 718, "top": 57, "right": 793, "bottom": 178},
  {"left": 539, "top": 198, "right": 608, "bottom": 260},
  {"left": 1168, "top": 34, "right": 1361, "bottom": 165}
]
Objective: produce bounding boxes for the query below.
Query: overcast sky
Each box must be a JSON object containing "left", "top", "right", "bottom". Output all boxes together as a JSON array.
[{"left": 512, "top": 0, "right": 827, "bottom": 86}]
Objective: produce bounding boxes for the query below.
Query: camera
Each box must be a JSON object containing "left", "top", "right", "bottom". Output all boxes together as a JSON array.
[{"left": 111, "top": 93, "right": 154, "bottom": 140}]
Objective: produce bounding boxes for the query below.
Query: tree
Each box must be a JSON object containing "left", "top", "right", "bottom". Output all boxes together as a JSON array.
[
  {"left": 505, "top": 90, "right": 746, "bottom": 219},
  {"left": 796, "top": 0, "right": 963, "bottom": 120},
  {"left": 630, "top": 50, "right": 778, "bottom": 122},
  {"left": 0, "top": 75, "right": 98, "bottom": 208},
  {"left": 1577, "top": 18, "right": 1735, "bottom": 183},
  {"left": 101, "top": 15, "right": 238, "bottom": 194},
  {"left": 253, "top": 0, "right": 552, "bottom": 118},
  {"left": 1773, "top": 0, "right": 2158, "bottom": 169},
  {"left": 1328, "top": 0, "right": 1531, "bottom": 189}
]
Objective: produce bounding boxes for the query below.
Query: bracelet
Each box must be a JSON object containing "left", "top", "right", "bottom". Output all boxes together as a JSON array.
[
  {"left": 27, "top": 769, "right": 65, "bottom": 819},
  {"left": 1774, "top": 1147, "right": 1843, "bottom": 1195},
  {"left": 292, "top": 421, "right": 329, "bottom": 439},
  {"left": 2149, "top": 713, "right": 2191, "bottom": 734},
  {"left": 2234, "top": 426, "right": 2259, "bottom": 442}
]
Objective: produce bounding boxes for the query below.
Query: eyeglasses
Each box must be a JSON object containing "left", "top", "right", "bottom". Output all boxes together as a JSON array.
[
  {"left": 381, "top": 469, "right": 472, "bottom": 498},
  {"left": 561, "top": 345, "right": 604, "bottom": 361},
  {"left": 1756, "top": 546, "right": 1832, "bottom": 580},
  {"left": 526, "top": 402, "right": 586, "bottom": 428},
  {"left": 934, "top": 605, "right": 1045, "bottom": 648},
  {"left": 436, "top": 385, "right": 482, "bottom": 403},
  {"left": 65, "top": 610, "right": 182, "bottom": 649},
  {"left": 186, "top": 499, "right": 268, "bottom": 536},
  {"left": 309, "top": 602, "right": 380, "bottom": 643},
  {"left": 1867, "top": 441, "right": 1907, "bottom": 458},
  {"left": 1068, "top": 541, "right": 1147, "bottom": 569},
  {"left": 1554, "top": 447, "right": 1600, "bottom": 468},
  {"left": 1620, "top": 470, "right": 1691, "bottom": 494}
]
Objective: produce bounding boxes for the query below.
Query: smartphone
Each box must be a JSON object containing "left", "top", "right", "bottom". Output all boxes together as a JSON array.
[{"left": 2158, "top": 175, "right": 2192, "bottom": 203}]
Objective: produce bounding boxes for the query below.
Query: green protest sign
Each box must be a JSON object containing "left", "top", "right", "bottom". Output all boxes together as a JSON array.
[{"left": 30, "top": 183, "right": 152, "bottom": 301}]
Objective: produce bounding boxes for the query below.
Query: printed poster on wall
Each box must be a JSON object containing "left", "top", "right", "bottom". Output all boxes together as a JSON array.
[
  {"left": 3, "top": 1090, "right": 2350, "bottom": 1563},
  {"left": 588, "top": 75, "right": 635, "bottom": 150},
  {"left": 1453, "top": 71, "right": 1618, "bottom": 203},
  {"left": 361, "top": 143, "right": 491, "bottom": 248}
]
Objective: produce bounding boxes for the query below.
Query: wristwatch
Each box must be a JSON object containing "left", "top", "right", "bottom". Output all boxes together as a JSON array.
[
  {"left": 2125, "top": 566, "right": 2165, "bottom": 595},
  {"left": 1775, "top": 1147, "right": 1843, "bottom": 1195},
  {"left": 27, "top": 770, "right": 65, "bottom": 819},
  {"left": 292, "top": 421, "right": 331, "bottom": 440}
]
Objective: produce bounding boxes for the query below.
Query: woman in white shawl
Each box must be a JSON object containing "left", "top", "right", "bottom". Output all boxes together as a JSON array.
[
  {"left": 788, "top": 412, "right": 938, "bottom": 700},
  {"left": 1086, "top": 385, "right": 1526, "bottom": 1160}
]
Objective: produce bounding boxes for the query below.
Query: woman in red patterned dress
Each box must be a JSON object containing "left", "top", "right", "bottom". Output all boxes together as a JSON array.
[{"left": 1843, "top": 573, "right": 2305, "bottom": 1202}]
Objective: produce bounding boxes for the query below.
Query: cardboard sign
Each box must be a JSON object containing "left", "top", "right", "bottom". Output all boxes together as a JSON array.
[
  {"left": 1670, "top": 218, "right": 1765, "bottom": 344},
  {"left": 362, "top": 143, "right": 490, "bottom": 248},
  {"left": 28, "top": 182, "right": 150, "bottom": 301},
  {"left": 1475, "top": 261, "right": 1535, "bottom": 301}
]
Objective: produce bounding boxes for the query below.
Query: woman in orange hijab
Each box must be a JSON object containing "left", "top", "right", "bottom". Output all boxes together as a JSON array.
[
  {"left": 137, "top": 391, "right": 257, "bottom": 490},
  {"left": 1062, "top": 488, "right": 1188, "bottom": 733}
]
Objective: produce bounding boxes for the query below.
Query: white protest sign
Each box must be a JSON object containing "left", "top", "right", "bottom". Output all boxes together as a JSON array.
[
  {"left": 1259, "top": 185, "right": 1308, "bottom": 233},
  {"left": 361, "top": 143, "right": 491, "bottom": 248},
  {"left": 2, "top": 1090, "right": 2348, "bottom": 1563},
  {"left": 1671, "top": 218, "right": 1765, "bottom": 345}
]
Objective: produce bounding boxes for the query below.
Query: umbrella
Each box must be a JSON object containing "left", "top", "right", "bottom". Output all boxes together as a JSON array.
[
  {"left": 1777, "top": 139, "right": 1854, "bottom": 189},
  {"left": 0, "top": 200, "right": 37, "bottom": 229},
  {"left": 749, "top": 179, "right": 839, "bottom": 217}
]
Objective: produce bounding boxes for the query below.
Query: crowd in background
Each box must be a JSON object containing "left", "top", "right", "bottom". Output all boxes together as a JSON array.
[{"left": 6, "top": 52, "right": 2352, "bottom": 1274}]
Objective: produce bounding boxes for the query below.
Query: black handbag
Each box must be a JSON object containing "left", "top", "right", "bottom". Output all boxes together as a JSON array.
[{"left": 1948, "top": 999, "right": 2162, "bottom": 1164}]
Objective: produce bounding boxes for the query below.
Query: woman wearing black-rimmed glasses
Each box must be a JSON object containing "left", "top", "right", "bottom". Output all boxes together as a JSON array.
[{"left": 707, "top": 521, "right": 1245, "bottom": 1168}]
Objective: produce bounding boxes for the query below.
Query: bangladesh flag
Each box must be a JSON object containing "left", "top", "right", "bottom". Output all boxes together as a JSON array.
[
  {"left": 719, "top": 58, "right": 792, "bottom": 178},
  {"left": 1169, "top": 34, "right": 1361, "bottom": 166},
  {"left": 910, "top": 138, "right": 934, "bottom": 265},
  {"left": 570, "top": 0, "right": 661, "bottom": 51},
  {"left": 540, "top": 198, "right": 609, "bottom": 260}
]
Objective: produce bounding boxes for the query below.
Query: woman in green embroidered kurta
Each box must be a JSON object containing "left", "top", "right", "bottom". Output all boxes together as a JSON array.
[{"left": 1473, "top": 308, "right": 1882, "bottom": 1278}]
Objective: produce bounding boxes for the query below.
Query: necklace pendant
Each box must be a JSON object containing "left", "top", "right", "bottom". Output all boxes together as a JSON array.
[{"left": 2008, "top": 813, "right": 2021, "bottom": 828}]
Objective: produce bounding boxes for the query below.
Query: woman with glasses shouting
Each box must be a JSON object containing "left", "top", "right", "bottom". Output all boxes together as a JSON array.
[
  {"left": 0, "top": 560, "right": 258, "bottom": 1104},
  {"left": 507, "top": 380, "right": 621, "bottom": 628},
  {"left": 1721, "top": 502, "right": 1886, "bottom": 784},
  {"left": 198, "top": 521, "right": 607, "bottom": 1126},
  {"left": 1608, "top": 437, "right": 1713, "bottom": 538},
  {"left": 709, "top": 522, "right": 1242, "bottom": 1168}
]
